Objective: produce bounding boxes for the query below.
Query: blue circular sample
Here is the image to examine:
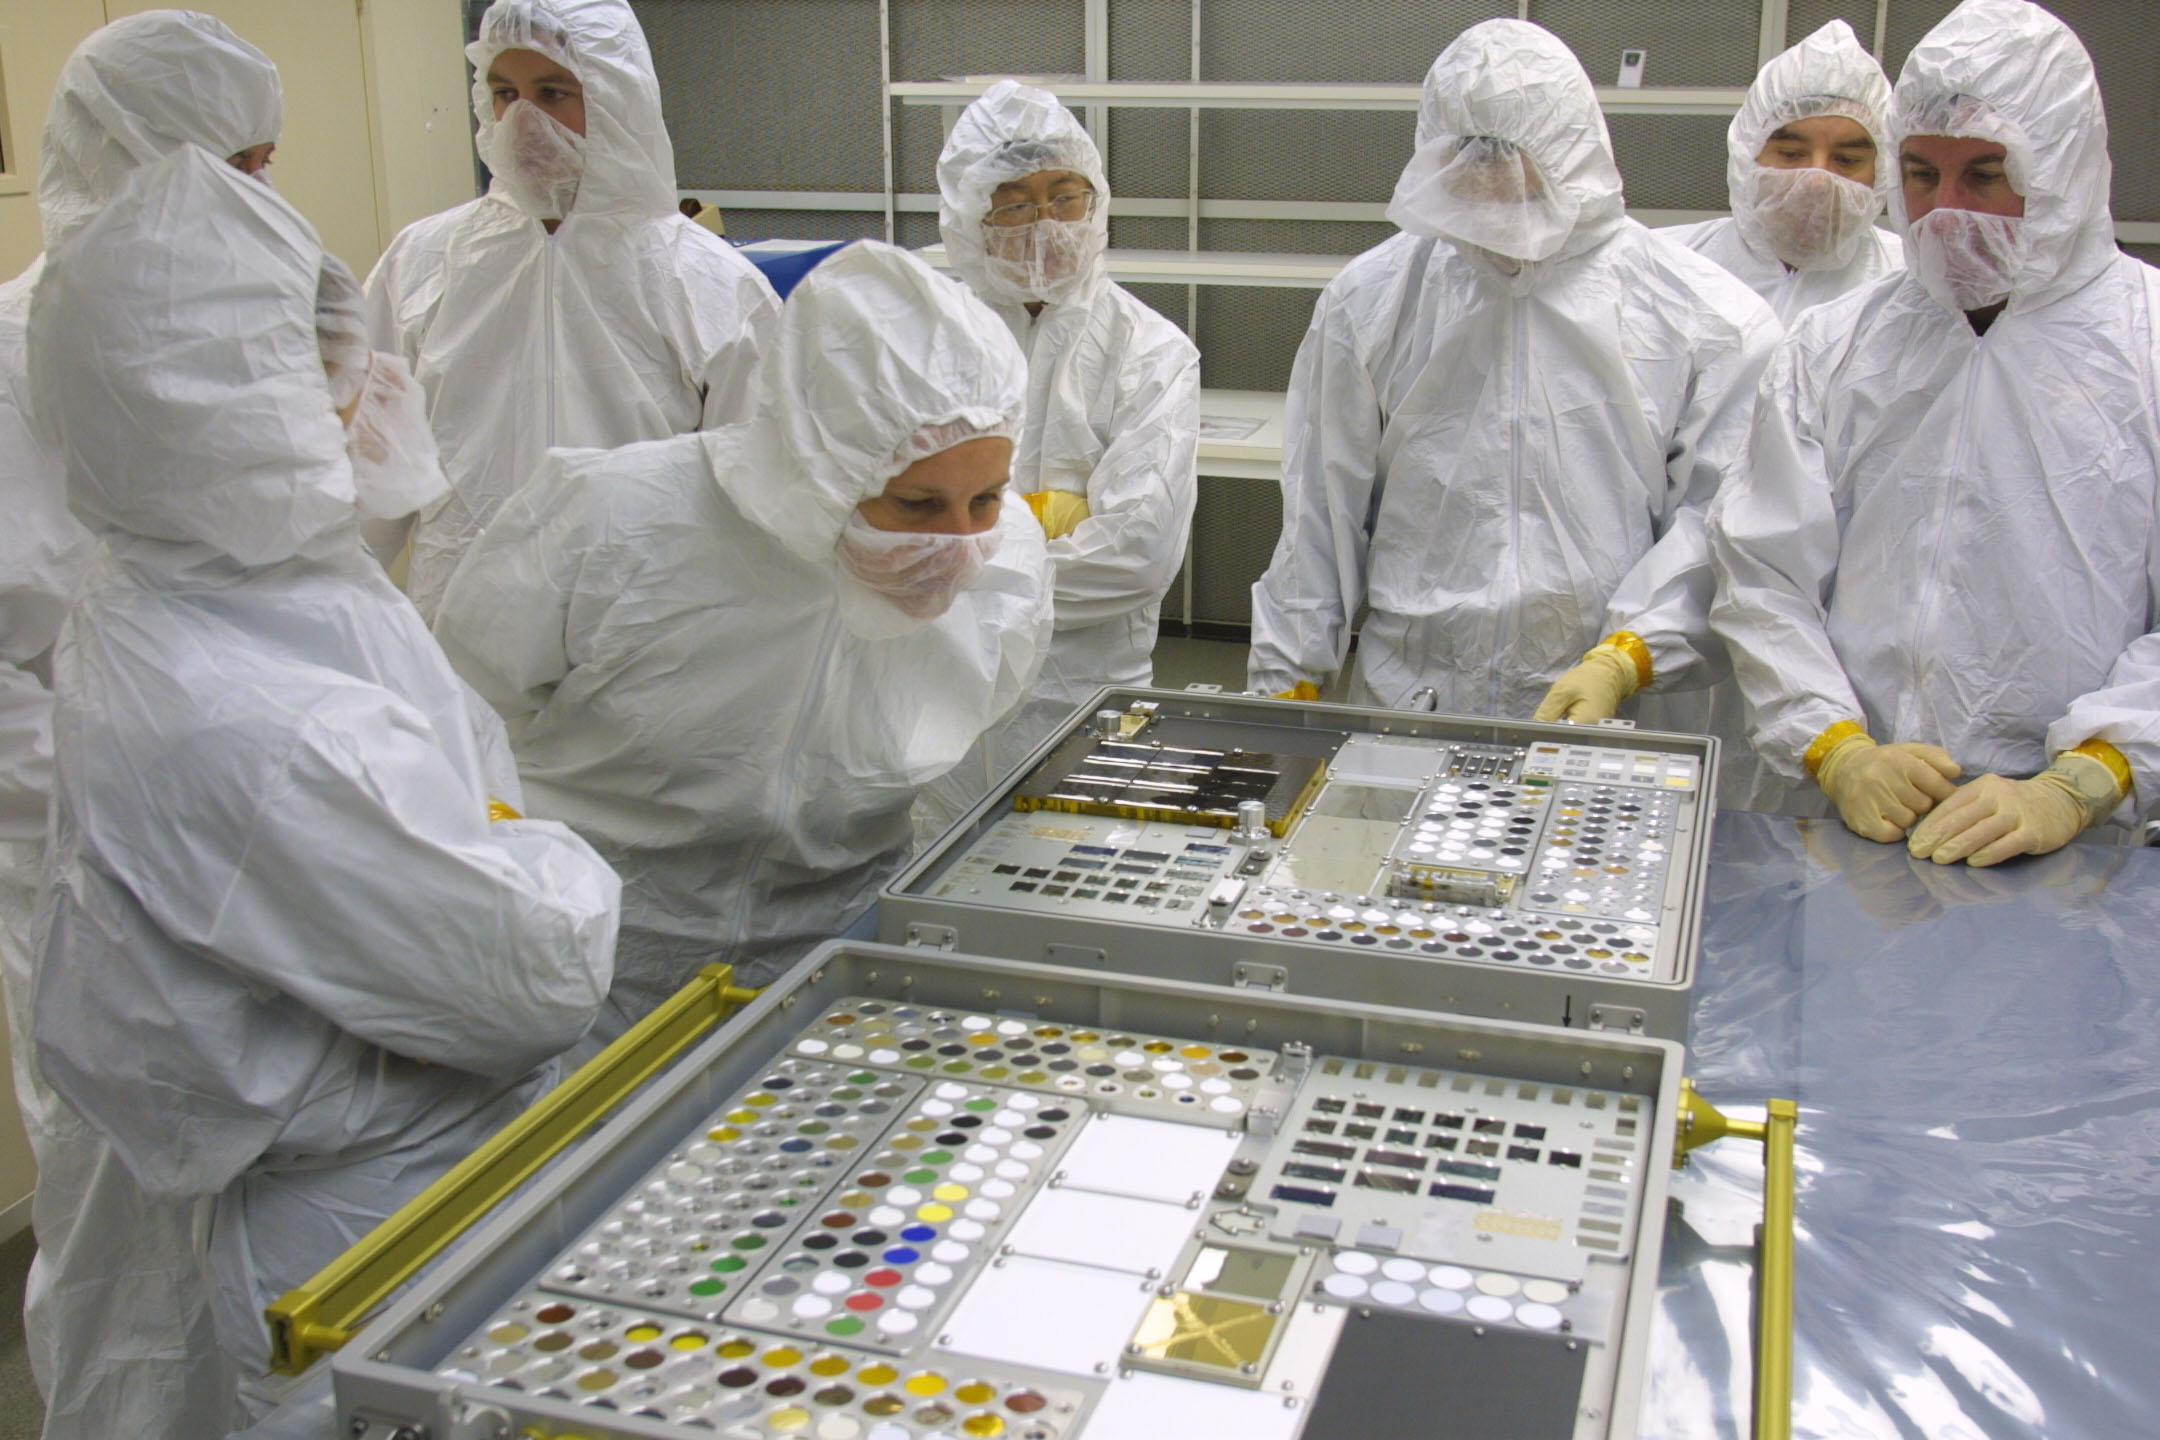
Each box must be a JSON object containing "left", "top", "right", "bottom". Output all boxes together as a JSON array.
[{"left": 882, "top": 1246, "right": 921, "bottom": 1264}]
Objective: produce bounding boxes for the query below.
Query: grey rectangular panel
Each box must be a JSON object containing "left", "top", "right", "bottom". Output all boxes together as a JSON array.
[
  {"left": 1530, "top": 0, "right": 1761, "bottom": 88},
  {"left": 1185, "top": 474, "right": 1281, "bottom": 625},
  {"left": 632, "top": 0, "right": 885, "bottom": 193},
  {"left": 1196, "top": 110, "right": 1418, "bottom": 202},
  {"left": 1300, "top": 1307, "right": 1591, "bottom": 1440},
  {"left": 713, "top": 209, "right": 883, "bottom": 245},
  {"left": 884, "top": 688, "right": 1715, "bottom": 1041},
  {"left": 890, "top": 0, "right": 1088, "bottom": 193},
  {"left": 331, "top": 943, "right": 1680, "bottom": 1440},
  {"left": 1605, "top": 112, "right": 1734, "bottom": 213},
  {"left": 1199, "top": 0, "right": 1513, "bottom": 83}
]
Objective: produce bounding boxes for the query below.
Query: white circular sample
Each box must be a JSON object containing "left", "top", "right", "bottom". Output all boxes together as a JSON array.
[
  {"left": 1321, "top": 1273, "right": 1369, "bottom": 1300},
  {"left": 1516, "top": 1302, "right": 1565, "bottom": 1330},
  {"left": 979, "top": 1179, "right": 1016, "bottom": 1200},
  {"left": 920, "top": 1100, "right": 955, "bottom": 1118},
  {"left": 1199, "top": 1078, "right": 1233, "bottom": 1095},
  {"left": 930, "top": 1241, "right": 970, "bottom": 1264},
  {"left": 1161, "top": 1073, "right": 1194, "bottom": 1091},
  {"left": 1008, "top": 1142, "right": 1044, "bottom": 1162},
  {"left": 790, "top": 1296, "right": 833, "bottom": 1320},
  {"left": 1474, "top": 1272, "right": 1521, "bottom": 1298},
  {"left": 980, "top": 1127, "right": 1014, "bottom": 1145},
  {"left": 1370, "top": 1280, "right": 1417, "bottom": 1306},
  {"left": 996, "top": 1020, "right": 1029, "bottom": 1036},
  {"left": 868, "top": 1206, "right": 906, "bottom": 1227},
  {"left": 1114, "top": 1050, "right": 1146, "bottom": 1067},
  {"left": 993, "top": 1160, "right": 1029, "bottom": 1180},
  {"left": 1427, "top": 1265, "right": 1474, "bottom": 1290},
  {"left": 1006, "top": 1093, "right": 1041, "bottom": 1111},
  {"left": 831, "top": 1044, "right": 864, "bottom": 1060},
  {"left": 946, "top": 1162, "right": 985, "bottom": 1183},
  {"left": 738, "top": 1298, "right": 780, "bottom": 1324},
  {"left": 1522, "top": 1280, "right": 1570, "bottom": 1307},
  {"left": 867, "top": 1048, "right": 900, "bottom": 1065},
  {"left": 993, "top": 1109, "right": 1025, "bottom": 1127},
  {"left": 963, "top": 1199, "right": 1002, "bottom": 1221},
  {"left": 963, "top": 1144, "right": 999, "bottom": 1165},
  {"left": 811, "top": 1272, "right": 851, "bottom": 1296},
  {"left": 1466, "top": 1294, "right": 1514, "bottom": 1323},
  {"left": 1331, "top": 1251, "right": 1379, "bottom": 1276},
  {"left": 866, "top": 1423, "right": 909, "bottom": 1440},
  {"left": 1209, "top": 1096, "right": 1244, "bottom": 1114},
  {"left": 934, "top": 1082, "right": 970, "bottom": 1101},
  {"left": 948, "top": 1219, "right": 988, "bottom": 1241},
  {"left": 876, "top": 1309, "right": 920, "bottom": 1336},
  {"left": 1417, "top": 1287, "right": 1466, "bottom": 1315},
  {"left": 896, "top": 1285, "right": 938, "bottom": 1310},
  {"left": 795, "top": 1039, "right": 831, "bottom": 1055},
  {"left": 962, "top": 1015, "right": 993, "bottom": 1030},
  {"left": 884, "top": 1186, "right": 922, "bottom": 1206},
  {"left": 914, "top": 1263, "right": 953, "bottom": 1285},
  {"left": 1380, "top": 1258, "right": 1425, "bottom": 1283},
  {"left": 816, "top": 1413, "right": 863, "bottom": 1440}
]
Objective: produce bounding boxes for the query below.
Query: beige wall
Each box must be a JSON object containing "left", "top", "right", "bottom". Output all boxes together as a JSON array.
[
  {"left": 1, "top": 0, "right": 476, "bottom": 282},
  {"left": 0, "top": 0, "right": 474, "bottom": 1238}
]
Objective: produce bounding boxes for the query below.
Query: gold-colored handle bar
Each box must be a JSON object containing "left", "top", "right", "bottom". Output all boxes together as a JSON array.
[
  {"left": 266, "top": 964, "right": 762, "bottom": 1375},
  {"left": 1675, "top": 1078, "right": 1800, "bottom": 1440}
]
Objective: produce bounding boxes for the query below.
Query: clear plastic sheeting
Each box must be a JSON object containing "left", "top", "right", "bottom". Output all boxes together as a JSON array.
[{"left": 1648, "top": 812, "right": 2160, "bottom": 1438}]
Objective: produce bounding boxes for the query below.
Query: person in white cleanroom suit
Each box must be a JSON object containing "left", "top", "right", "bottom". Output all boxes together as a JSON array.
[
  {"left": 1247, "top": 21, "right": 1778, "bottom": 737},
  {"left": 434, "top": 241, "right": 1051, "bottom": 1047},
  {"left": 1708, "top": 0, "right": 2160, "bottom": 865},
  {"left": 1663, "top": 19, "right": 1903, "bottom": 326},
  {"left": 28, "top": 147, "right": 620, "bottom": 1434},
  {"left": 364, "top": 0, "right": 779, "bottom": 620},
  {"left": 0, "top": 15, "right": 280, "bottom": 1438},
  {"left": 912, "top": 82, "right": 1198, "bottom": 837}
]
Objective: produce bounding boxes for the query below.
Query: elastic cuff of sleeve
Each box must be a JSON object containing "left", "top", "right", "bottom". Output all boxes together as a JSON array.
[
  {"left": 1598, "top": 631, "right": 1655, "bottom": 692},
  {"left": 1804, "top": 720, "right": 1870, "bottom": 780},
  {"left": 487, "top": 797, "right": 524, "bottom": 823},
  {"left": 2063, "top": 739, "right": 2134, "bottom": 806}
]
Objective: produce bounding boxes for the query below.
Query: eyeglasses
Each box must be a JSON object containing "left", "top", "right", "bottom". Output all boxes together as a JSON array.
[{"left": 983, "top": 190, "right": 1099, "bottom": 228}]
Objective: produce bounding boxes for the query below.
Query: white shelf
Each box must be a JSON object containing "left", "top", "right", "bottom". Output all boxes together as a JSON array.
[
  {"left": 1196, "top": 389, "right": 1286, "bottom": 482},
  {"left": 913, "top": 243, "right": 1343, "bottom": 289},
  {"left": 889, "top": 78, "right": 1747, "bottom": 117}
]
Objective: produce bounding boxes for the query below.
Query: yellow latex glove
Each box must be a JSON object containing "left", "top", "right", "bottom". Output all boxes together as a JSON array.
[
  {"left": 1025, "top": 489, "right": 1091, "bottom": 540},
  {"left": 1533, "top": 633, "right": 1651, "bottom": 722},
  {"left": 1274, "top": 682, "right": 1321, "bottom": 702},
  {"left": 1809, "top": 726, "right": 1962, "bottom": 842},
  {"left": 487, "top": 797, "right": 523, "bottom": 823},
  {"left": 1907, "top": 744, "right": 2129, "bottom": 867}
]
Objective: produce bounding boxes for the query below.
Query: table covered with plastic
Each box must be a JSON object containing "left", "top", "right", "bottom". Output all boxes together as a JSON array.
[{"left": 1645, "top": 812, "right": 2159, "bottom": 1439}]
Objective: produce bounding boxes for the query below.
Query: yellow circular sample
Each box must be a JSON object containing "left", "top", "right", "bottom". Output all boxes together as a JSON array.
[
  {"left": 904, "top": 1371, "right": 949, "bottom": 1397},
  {"left": 916, "top": 1203, "right": 954, "bottom": 1222},
  {"left": 858, "top": 1363, "right": 899, "bottom": 1386},
  {"left": 932, "top": 1183, "right": 969, "bottom": 1202},
  {"left": 767, "top": 1406, "right": 812, "bottom": 1433}
]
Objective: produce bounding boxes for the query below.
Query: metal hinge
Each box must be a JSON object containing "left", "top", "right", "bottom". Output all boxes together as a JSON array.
[
  {"left": 1587, "top": 1004, "right": 1648, "bottom": 1034},
  {"left": 1231, "top": 962, "right": 1288, "bottom": 992},
  {"left": 903, "top": 923, "right": 958, "bottom": 952}
]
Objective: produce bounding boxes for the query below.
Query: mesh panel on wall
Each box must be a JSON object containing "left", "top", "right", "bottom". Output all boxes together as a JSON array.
[
  {"left": 1606, "top": 113, "right": 1733, "bottom": 211},
  {"left": 1784, "top": 0, "right": 1879, "bottom": 50},
  {"left": 1876, "top": 0, "right": 1960, "bottom": 75},
  {"left": 717, "top": 209, "right": 886, "bottom": 244},
  {"left": 632, "top": 0, "right": 884, "bottom": 192},
  {"left": 1108, "top": 108, "right": 1191, "bottom": 199},
  {"left": 1192, "top": 220, "right": 1385, "bottom": 390},
  {"left": 1198, "top": 0, "right": 1510, "bottom": 83},
  {"left": 890, "top": 0, "right": 1087, "bottom": 193},
  {"left": 1196, "top": 111, "right": 1417, "bottom": 202},
  {"left": 1529, "top": 0, "right": 1762, "bottom": 88},
  {"left": 1109, "top": 0, "right": 1190, "bottom": 82},
  {"left": 2037, "top": 1, "right": 2160, "bottom": 225},
  {"left": 1170, "top": 475, "right": 1284, "bottom": 626}
]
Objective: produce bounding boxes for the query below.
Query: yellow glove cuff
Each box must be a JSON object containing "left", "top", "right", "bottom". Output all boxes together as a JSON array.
[
  {"left": 2064, "top": 739, "right": 2133, "bottom": 804},
  {"left": 1275, "top": 682, "right": 1322, "bottom": 702},
  {"left": 486, "top": 797, "right": 523, "bottom": 823},
  {"left": 1024, "top": 489, "right": 1092, "bottom": 540},
  {"left": 1597, "top": 631, "right": 1655, "bottom": 693},
  {"left": 1804, "top": 721, "right": 1871, "bottom": 780},
  {"left": 2040, "top": 748, "right": 2128, "bottom": 826}
]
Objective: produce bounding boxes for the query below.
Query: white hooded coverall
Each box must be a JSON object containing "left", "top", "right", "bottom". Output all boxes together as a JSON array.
[
  {"left": 1247, "top": 20, "right": 1779, "bottom": 735},
  {"left": 364, "top": 0, "right": 780, "bottom": 621},
  {"left": 434, "top": 241, "right": 1052, "bottom": 1044},
  {"left": 1663, "top": 19, "right": 1904, "bottom": 327},
  {"left": 29, "top": 147, "right": 620, "bottom": 1434},
  {"left": 1709, "top": 0, "right": 2160, "bottom": 829},
  {"left": 1, "top": 15, "right": 281, "bottom": 1437},
  {"left": 914, "top": 82, "right": 1199, "bottom": 831}
]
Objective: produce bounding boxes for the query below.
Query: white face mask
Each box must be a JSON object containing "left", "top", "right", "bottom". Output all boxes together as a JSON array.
[
  {"left": 1907, "top": 205, "right": 2025, "bottom": 314},
  {"left": 477, "top": 99, "right": 586, "bottom": 221},
  {"left": 344, "top": 353, "right": 447, "bottom": 519},
  {"left": 1748, "top": 166, "right": 1881, "bottom": 271},
  {"left": 979, "top": 216, "right": 1101, "bottom": 306},
  {"left": 833, "top": 509, "right": 1000, "bottom": 634},
  {"left": 1387, "top": 136, "right": 1580, "bottom": 262}
]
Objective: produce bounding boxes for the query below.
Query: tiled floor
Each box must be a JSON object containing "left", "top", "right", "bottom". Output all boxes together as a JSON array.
[{"left": 1, "top": 1226, "right": 37, "bottom": 1439}]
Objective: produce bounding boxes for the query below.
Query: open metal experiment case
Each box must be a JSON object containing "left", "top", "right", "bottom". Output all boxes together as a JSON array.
[{"left": 323, "top": 692, "right": 1725, "bottom": 1440}]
